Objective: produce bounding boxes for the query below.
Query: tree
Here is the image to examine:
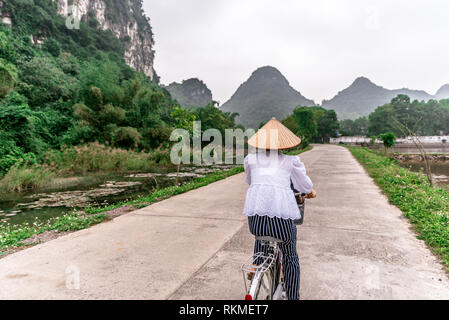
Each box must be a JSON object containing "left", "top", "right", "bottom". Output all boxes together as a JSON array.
[
  {"left": 366, "top": 94, "right": 449, "bottom": 137},
  {"left": 314, "top": 108, "right": 339, "bottom": 143},
  {"left": 194, "top": 102, "right": 237, "bottom": 140},
  {"left": 170, "top": 106, "right": 196, "bottom": 132},
  {"left": 339, "top": 119, "right": 355, "bottom": 136},
  {"left": 42, "top": 38, "right": 61, "bottom": 57},
  {"left": 353, "top": 117, "right": 368, "bottom": 136},
  {"left": 19, "top": 56, "right": 78, "bottom": 106},
  {"left": 0, "top": 59, "right": 17, "bottom": 98},
  {"left": 379, "top": 132, "right": 396, "bottom": 153},
  {"left": 113, "top": 127, "right": 142, "bottom": 149},
  {"left": 0, "top": 101, "right": 49, "bottom": 155},
  {"left": 392, "top": 118, "right": 434, "bottom": 187},
  {"left": 367, "top": 104, "right": 397, "bottom": 136},
  {"left": 283, "top": 107, "right": 317, "bottom": 146}
]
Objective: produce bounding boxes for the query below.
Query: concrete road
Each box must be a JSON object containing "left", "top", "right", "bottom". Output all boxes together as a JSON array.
[{"left": 1, "top": 144, "right": 448, "bottom": 299}]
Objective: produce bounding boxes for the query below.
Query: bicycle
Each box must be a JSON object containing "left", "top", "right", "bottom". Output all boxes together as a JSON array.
[
  {"left": 242, "top": 192, "right": 307, "bottom": 300},
  {"left": 241, "top": 235, "right": 286, "bottom": 300}
]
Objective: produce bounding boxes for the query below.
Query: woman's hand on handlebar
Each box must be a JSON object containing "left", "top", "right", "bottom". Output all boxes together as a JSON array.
[{"left": 305, "top": 189, "right": 316, "bottom": 199}]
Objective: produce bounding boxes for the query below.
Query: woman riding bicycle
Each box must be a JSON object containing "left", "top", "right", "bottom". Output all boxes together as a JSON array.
[{"left": 244, "top": 118, "right": 316, "bottom": 300}]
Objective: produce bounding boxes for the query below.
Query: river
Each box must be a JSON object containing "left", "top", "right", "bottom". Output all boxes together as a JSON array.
[{"left": 0, "top": 165, "right": 235, "bottom": 225}]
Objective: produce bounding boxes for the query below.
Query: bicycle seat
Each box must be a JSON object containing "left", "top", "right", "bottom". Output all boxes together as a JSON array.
[{"left": 255, "top": 236, "right": 284, "bottom": 244}]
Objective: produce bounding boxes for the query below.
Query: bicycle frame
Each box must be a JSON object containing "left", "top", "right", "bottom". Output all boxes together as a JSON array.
[
  {"left": 241, "top": 240, "right": 284, "bottom": 300},
  {"left": 242, "top": 193, "right": 309, "bottom": 300}
]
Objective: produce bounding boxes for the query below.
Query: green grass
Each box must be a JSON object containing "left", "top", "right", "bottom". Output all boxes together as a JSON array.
[
  {"left": 0, "top": 143, "right": 175, "bottom": 193},
  {"left": 347, "top": 146, "right": 449, "bottom": 271},
  {"left": 44, "top": 142, "right": 173, "bottom": 175},
  {"left": 0, "top": 211, "right": 107, "bottom": 251},
  {"left": 285, "top": 145, "right": 313, "bottom": 156},
  {"left": 0, "top": 165, "right": 244, "bottom": 254},
  {"left": 0, "top": 165, "right": 56, "bottom": 192}
]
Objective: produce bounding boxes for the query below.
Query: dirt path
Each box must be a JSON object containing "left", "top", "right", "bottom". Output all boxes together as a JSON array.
[{"left": 0, "top": 144, "right": 448, "bottom": 299}]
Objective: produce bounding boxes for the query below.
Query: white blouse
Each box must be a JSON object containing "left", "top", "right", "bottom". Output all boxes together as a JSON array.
[{"left": 243, "top": 152, "right": 313, "bottom": 220}]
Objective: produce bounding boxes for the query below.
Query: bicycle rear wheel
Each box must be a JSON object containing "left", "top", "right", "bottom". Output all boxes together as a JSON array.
[{"left": 253, "top": 269, "right": 275, "bottom": 300}]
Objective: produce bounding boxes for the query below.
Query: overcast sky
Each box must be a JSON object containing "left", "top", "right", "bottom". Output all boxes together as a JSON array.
[{"left": 142, "top": 0, "right": 449, "bottom": 105}]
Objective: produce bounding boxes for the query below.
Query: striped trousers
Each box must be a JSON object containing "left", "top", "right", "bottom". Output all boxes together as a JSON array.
[{"left": 248, "top": 215, "right": 301, "bottom": 300}]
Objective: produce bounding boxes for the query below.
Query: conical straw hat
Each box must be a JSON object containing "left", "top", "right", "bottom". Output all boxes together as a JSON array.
[{"left": 248, "top": 118, "right": 301, "bottom": 150}]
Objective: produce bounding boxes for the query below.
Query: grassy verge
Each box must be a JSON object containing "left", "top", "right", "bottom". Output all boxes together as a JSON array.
[
  {"left": 0, "top": 166, "right": 244, "bottom": 255},
  {"left": 285, "top": 145, "right": 313, "bottom": 156},
  {"left": 347, "top": 146, "right": 449, "bottom": 271}
]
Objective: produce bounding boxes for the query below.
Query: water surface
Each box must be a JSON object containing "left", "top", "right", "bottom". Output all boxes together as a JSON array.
[{"left": 0, "top": 165, "right": 235, "bottom": 225}]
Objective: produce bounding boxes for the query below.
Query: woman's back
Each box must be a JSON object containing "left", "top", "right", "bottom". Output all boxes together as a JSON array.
[{"left": 243, "top": 151, "right": 313, "bottom": 220}]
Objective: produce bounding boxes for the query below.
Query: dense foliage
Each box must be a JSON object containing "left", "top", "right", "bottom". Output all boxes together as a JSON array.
[
  {"left": 283, "top": 106, "right": 339, "bottom": 146},
  {"left": 0, "top": 1, "right": 238, "bottom": 176},
  {"left": 367, "top": 95, "right": 449, "bottom": 137},
  {"left": 340, "top": 94, "right": 449, "bottom": 137},
  {"left": 339, "top": 117, "right": 368, "bottom": 136}
]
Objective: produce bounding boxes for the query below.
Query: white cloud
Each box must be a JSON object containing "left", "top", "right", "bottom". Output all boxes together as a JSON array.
[{"left": 143, "top": 0, "right": 449, "bottom": 104}]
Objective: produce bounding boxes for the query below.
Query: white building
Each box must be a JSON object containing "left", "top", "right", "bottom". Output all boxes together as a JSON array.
[
  {"left": 330, "top": 136, "right": 449, "bottom": 145},
  {"left": 330, "top": 136, "right": 377, "bottom": 144}
]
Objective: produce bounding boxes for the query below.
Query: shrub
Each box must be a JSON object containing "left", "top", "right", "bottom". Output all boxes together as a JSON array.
[
  {"left": 113, "top": 126, "right": 142, "bottom": 149},
  {"left": 42, "top": 38, "right": 61, "bottom": 57},
  {"left": 43, "top": 142, "right": 165, "bottom": 174},
  {"left": 380, "top": 132, "right": 396, "bottom": 149},
  {"left": 0, "top": 59, "right": 17, "bottom": 98},
  {"left": 0, "top": 164, "right": 55, "bottom": 192}
]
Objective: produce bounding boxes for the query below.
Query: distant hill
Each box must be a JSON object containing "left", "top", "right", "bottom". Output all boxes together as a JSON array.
[
  {"left": 220, "top": 66, "right": 315, "bottom": 128},
  {"left": 165, "top": 78, "right": 213, "bottom": 108},
  {"left": 435, "top": 84, "right": 449, "bottom": 101},
  {"left": 322, "top": 77, "right": 435, "bottom": 120}
]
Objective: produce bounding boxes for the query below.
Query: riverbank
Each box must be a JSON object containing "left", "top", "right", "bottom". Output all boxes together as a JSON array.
[
  {"left": 83, "top": 146, "right": 314, "bottom": 215},
  {"left": 0, "top": 143, "right": 313, "bottom": 194},
  {"left": 0, "top": 143, "right": 174, "bottom": 193},
  {"left": 347, "top": 146, "right": 449, "bottom": 271},
  {"left": 0, "top": 166, "right": 244, "bottom": 257},
  {"left": 0, "top": 145, "right": 312, "bottom": 257}
]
